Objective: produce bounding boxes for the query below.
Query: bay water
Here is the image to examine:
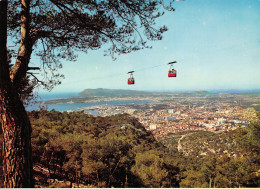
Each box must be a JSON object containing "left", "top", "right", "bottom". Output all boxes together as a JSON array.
[{"left": 26, "top": 93, "right": 150, "bottom": 115}]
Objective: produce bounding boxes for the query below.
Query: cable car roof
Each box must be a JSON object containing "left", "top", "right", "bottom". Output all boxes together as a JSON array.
[{"left": 168, "top": 61, "right": 177, "bottom": 65}]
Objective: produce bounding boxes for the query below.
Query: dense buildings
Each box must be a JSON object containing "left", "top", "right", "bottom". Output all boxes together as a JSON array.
[{"left": 80, "top": 93, "right": 257, "bottom": 138}]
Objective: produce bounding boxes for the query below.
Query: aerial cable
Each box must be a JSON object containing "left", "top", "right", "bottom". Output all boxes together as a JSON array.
[
  {"left": 85, "top": 63, "right": 169, "bottom": 82},
  {"left": 133, "top": 64, "right": 164, "bottom": 72}
]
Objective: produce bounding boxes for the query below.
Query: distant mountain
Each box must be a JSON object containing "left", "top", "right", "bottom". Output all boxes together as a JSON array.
[
  {"left": 212, "top": 89, "right": 260, "bottom": 94},
  {"left": 195, "top": 90, "right": 208, "bottom": 94},
  {"left": 78, "top": 88, "right": 152, "bottom": 97},
  {"left": 190, "top": 90, "right": 213, "bottom": 96},
  {"left": 42, "top": 89, "right": 166, "bottom": 105}
]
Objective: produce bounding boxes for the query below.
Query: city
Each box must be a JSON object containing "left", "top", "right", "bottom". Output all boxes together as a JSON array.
[{"left": 80, "top": 93, "right": 258, "bottom": 139}]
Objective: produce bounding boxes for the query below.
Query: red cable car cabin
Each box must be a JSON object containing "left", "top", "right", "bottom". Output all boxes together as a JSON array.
[
  {"left": 168, "top": 69, "right": 177, "bottom": 77},
  {"left": 128, "top": 77, "right": 135, "bottom": 85},
  {"left": 127, "top": 71, "right": 135, "bottom": 85}
]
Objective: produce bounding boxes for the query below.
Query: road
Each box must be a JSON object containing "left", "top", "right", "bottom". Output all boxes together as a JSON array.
[{"left": 177, "top": 133, "right": 193, "bottom": 152}]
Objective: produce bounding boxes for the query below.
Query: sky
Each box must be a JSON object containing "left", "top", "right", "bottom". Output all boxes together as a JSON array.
[{"left": 35, "top": 0, "right": 260, "bottom": 94}]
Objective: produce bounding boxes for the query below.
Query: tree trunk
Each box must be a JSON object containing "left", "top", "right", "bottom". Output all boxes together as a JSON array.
[
  {"left": 10, "top": 0, "right": 32, "bottom": 87},
  {"left": 125, "top": 170, "right": 128, "bottom": 188},
  {"left": 0, "top": 0, "right": 8, "bottom": 81},
  {"left": 0, "top": 85, "right": 34, "bottom": 188},
  {"left": 209, "top": 177, "right": 212, "bottom": 188},
  {"left": 0, "top": 0, "right": 34, "bottom": 187}
]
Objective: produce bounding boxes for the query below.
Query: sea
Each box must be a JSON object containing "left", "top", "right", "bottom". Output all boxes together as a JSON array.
[{"left": 26, "top": 92, "right": 151, "bottom": 115}]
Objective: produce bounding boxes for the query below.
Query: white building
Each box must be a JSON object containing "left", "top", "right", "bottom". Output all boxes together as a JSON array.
[{"left": 150, "top": 124, "right": 157, "bottom": 130}]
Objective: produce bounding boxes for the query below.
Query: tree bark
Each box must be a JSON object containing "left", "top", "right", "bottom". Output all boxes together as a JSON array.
[
  {"left": 0, "top": 85, "right": 34, "bottom": 188},
  {"left": 10, "top": 0, "right": 32, "bottom": 87},
  {"left": 0, "top": 0, "right": 34, "bottom": 187},
  {"left": 0, "top": 0, "right": 8, "bottom": 82}
]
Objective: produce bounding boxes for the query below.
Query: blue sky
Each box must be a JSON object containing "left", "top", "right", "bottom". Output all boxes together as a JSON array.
[{"left": 37, "top": 0, "right": 260, "bottom": 93}]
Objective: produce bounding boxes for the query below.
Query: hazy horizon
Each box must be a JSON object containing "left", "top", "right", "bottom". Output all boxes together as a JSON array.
[{"left": 39, "top": 88, "right": 260, "bottom": 96}]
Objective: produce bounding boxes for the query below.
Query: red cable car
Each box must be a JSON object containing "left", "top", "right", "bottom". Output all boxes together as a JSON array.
[
  {"left": 168, "top": 69, "right": 177, "bottom": 77},
  {"left": 127, "top": 71, "right": 135, "bottom": 85},
  {"left": 128, "top": 78, "right": 135, "bottom": 85},
  {"left": 168, "top": 61, "right": 177, "bottom": 77}
]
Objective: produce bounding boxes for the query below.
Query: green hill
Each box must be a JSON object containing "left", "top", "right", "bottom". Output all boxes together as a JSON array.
[
  {"left": 160, "top": 130, "right": 244, "bottom": 158},
  {"left": 27, "top": 110, "right": 179, "bottom": 188},
  {"left": 1, "top": 110, "right": 259, "bottom": 188}
]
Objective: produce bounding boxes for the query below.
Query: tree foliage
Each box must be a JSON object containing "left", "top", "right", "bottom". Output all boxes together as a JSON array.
[
  {"left": 27, "top": 110, "right": 179, "bottom": 187},
  {"left": 7, "top": 0, "right": 175, "bottom": 98}
]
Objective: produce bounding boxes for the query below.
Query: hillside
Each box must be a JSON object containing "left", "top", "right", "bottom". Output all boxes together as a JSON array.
[
  {"left": 1, "top": 110, "right": 259, "bottom": 188},
  {"left": 28, "top": 110, "right": 179, "bottom": 188},
  {"left": 30, "top": 111, "right": 260, "bottom": 188},
  {"left": 159, "top": 130, "right": 245, "bottom": 158},
  {"left": 158, "top": 125, "right": 260, "bottom": 188}
]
